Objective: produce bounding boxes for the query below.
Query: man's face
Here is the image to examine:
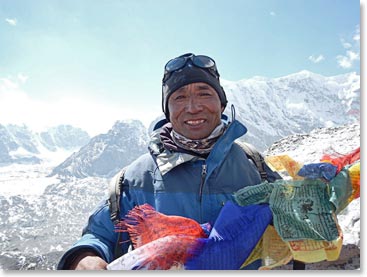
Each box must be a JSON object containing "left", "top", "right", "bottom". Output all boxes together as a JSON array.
[{"left": 168, "top": 82, "right": 223, "bottom": 140}]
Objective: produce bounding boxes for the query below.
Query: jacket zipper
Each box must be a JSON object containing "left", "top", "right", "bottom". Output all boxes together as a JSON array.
[{"left": 199, "top": 163, "right": 207, "bottom": 204}]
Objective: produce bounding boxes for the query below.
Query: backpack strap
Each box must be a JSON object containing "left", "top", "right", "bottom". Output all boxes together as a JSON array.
[
  {"left": 235, "top": 141, "right": 268, "bottom": 181},
  {"left": 108, "top": 167, "right": 126, "bottom": 224},
  {"left": 108, "top": 167, "right": 127, "bottom": 258}
]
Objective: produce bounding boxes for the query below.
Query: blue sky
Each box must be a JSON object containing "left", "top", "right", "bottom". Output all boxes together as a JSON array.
[{"left": 0, "top": 0, "right": 361, "bottom": 135}]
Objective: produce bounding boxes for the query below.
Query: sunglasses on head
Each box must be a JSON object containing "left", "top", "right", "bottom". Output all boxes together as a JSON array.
[{"left": 163, "top": 53, "right": 220, "bottom": 82}]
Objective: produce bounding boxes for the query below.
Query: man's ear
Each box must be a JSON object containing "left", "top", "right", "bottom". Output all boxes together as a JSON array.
[{"left": 221, "top": 106, "right": 225, "bottom": 113}]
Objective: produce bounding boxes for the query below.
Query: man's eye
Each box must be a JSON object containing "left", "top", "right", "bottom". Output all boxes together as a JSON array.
[
  {"left": 199, "top": 91, "right": 212, "bottom": 96},
  {"left": 174, "top": 95, "right": 186, "bottom": 100}
]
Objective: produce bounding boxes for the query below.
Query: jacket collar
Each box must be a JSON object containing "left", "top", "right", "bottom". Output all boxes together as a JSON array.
[{"left": 149, "top": 119, "right": 247, "bottom": 176}]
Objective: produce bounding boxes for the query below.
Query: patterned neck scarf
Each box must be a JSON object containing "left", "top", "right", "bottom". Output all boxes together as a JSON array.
[{"left": 171, "top": 122, "right": 226, "bottom": 155}]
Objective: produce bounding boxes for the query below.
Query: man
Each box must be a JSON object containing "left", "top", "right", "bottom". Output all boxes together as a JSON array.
[{"left": 57, "top": 53, "right": 280, "bottom": 270}]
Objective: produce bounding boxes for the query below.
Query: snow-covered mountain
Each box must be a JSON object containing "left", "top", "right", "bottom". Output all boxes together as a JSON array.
[
  {"left": 0, "top": 124, "right": 41, "bottom": 164},
  {"left": 0, "top": 176, "right": 109, "bottom": 270},
  {"left": 265, "top": 123, "right": 360, "bottom": 164},
  {"left": 0, "top": 124, "right": 90, "bottom": 165},
  {"left": 38, "top": 125, "right": 90, "bottom": 152},
  {"left": 222, "top": 70, "right": 360, "bottom": 150},
  {"left": 49, "top": 120, "right": 149, "bottom": 178}
]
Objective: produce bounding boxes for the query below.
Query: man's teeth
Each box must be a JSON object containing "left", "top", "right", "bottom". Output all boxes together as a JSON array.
[{"left": 186, "top": 120, "right": 205, "bottom": 125}]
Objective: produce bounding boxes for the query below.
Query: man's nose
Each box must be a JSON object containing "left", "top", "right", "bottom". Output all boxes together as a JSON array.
[{"left": 186, "top": 96, "right": 203, "bottom": 113}]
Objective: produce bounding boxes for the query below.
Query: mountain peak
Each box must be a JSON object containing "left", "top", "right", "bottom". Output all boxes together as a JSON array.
[
  {"left": 223, "top": 70, "right": 360, "bottom": 151},
  {"left": 50, "top": 119, "right": 149, "bottom": 178},
  {"left": 0, "top": 124, "right": 90, "bottom": 165},
  {"left": 279, "top": 70, "right": 323, "bottom": 80}
]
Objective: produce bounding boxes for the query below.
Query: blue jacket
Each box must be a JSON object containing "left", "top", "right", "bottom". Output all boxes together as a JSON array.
[{"left": 57, "top": 119, "right": 280, "bottom": 269}]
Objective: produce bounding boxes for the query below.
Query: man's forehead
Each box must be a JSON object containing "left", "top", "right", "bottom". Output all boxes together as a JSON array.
[{"left": 176, "top": 82, "right": 214, "bottom": 92}]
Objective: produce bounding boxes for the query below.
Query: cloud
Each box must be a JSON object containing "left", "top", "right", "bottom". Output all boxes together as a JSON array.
[
  {"left": 0, "top": 78, "right": 112, "bottom": 135},
  {"left": 336, "top": 50, "right": 360, "bottom": 69},
  {"left": 0, "top": 75, "right": 156, "bottom": 136},
  {"left": 17, "top": 73, "right": 29, "bottom": 83},
  {"left": 353, "top": 25, "right": 360, "bottom": 41},
  {"left": 340, "top": 39, "right": 352, "bottom": 49},
  {"left": 337, "top": 25, "right": 360, "bottom": 69},
  {"left": 270, "top": 11, "right": 276, "bottom": 16},
  {"left": 5, "top": 18, "right": 17, "bottom": 26},
  {"left": 308, "top": 54, "right": 325, "bottom": 63}
]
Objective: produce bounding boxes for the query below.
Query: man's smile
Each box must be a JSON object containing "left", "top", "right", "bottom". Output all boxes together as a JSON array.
[{"left": 185, "top": 119, "right": 206, "bottom": 126}]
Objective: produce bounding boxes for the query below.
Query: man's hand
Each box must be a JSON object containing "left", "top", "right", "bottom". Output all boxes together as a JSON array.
[{"left": 70, "top": 251, "right": 108, "bottom": 270}]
